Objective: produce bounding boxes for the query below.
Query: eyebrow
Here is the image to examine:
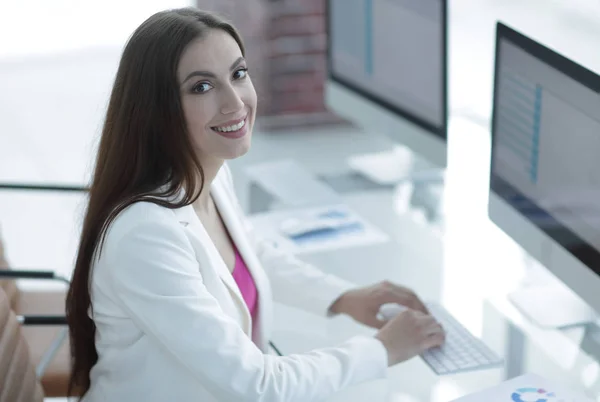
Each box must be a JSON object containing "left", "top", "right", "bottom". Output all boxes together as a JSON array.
[{"left": 181, "top": 56, "right": 245, "bottom": 84}]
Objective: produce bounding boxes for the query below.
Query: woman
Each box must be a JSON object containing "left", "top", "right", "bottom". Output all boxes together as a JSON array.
[{"left": 65, "top": 8, "right": 444, "bottom": 402}]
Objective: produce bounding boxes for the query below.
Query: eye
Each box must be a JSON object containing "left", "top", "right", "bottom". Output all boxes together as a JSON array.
[
  {"left": 192, "top": 82, "right": 213, "bottom": 94},
  {"left": 233, "top": 68, "right": 248, "bottom": 80}
]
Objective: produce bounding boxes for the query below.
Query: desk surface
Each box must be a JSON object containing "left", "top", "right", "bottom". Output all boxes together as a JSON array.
[
  {"left": 265, "top": 119, "right": 600, "bottom": 401},
  {"left": 269, "top": 192, "right": 600, "bottom": 401}
]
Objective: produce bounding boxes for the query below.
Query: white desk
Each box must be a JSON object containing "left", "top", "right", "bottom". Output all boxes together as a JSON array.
[
  {"left": 258, "top": 118, "right": 600, "bottom": 401},
  {"left": 266, "top": 191, "right": 600, "bottom": 401}
]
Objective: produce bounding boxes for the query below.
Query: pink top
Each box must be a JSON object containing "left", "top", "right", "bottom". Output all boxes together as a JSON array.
[{"left": 231, "top": 245, "right": 259, "bottom": 321}]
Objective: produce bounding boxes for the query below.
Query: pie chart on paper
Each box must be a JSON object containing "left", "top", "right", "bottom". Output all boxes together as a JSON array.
[{"left": 511, "top": 387, "right": 560, "bottom": 402}]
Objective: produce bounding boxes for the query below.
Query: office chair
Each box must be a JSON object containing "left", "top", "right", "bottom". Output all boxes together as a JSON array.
[
  {"left": 0, "top": 182, "right": 86, "bottom": 397},
  {"left": 0, "top": 268, "right": 71, "bottom": 398},
  {"left": 0, "top": 285, "right": 54, "bottom": 402}
]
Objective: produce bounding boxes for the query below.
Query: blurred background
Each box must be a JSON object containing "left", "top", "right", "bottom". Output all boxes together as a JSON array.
[
  {"left": 2, "top": 1, "right": 600, "bottom": 400},
  {"left": 0, "top": 0, "right": 600, "bottom": 286},
  {"left": 1, "top": 0, "right": 599, "bottom": 286}
]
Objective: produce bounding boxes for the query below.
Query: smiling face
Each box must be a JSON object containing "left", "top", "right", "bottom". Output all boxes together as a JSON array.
[{"left": 178, "top": 29, "right": 257, "bottom": 164}]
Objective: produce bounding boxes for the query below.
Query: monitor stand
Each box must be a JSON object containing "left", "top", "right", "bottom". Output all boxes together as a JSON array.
[
  {"left": 344, "top": 145, "right": 445, "bottom": 223},
  {"left": 345, "top": 144, "right": 444, "bottom": 186},
  {"left": 508, "top": 256, "right": 598, "bottom": 329}
]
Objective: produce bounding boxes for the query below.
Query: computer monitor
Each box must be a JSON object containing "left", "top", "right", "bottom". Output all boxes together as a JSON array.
[
  {"left": 325, "top": 0, "right": 448, "bottom": 168},
  {"left": 489, "top": 22, "right": 600, "bottom": 328}
]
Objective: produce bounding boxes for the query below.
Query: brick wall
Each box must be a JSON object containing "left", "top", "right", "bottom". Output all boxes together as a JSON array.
[
  {"left": 265, "top": 0, "right": 328, "bottom": 118},
  {"left": 198, "top": 0, "right": 344, "bottom": 129}
]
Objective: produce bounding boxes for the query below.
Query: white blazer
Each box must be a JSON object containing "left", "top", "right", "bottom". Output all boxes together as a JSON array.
[{"left": 85, "top": 164, "right": 388, "bottom": 402}]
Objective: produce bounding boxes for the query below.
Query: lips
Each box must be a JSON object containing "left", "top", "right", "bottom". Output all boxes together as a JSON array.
[
  {"left": 211, "top": 116, "right": 249, "bottom": 139},
  {"left": 211, "top": 115, "right": 247, "bottom": 133}
]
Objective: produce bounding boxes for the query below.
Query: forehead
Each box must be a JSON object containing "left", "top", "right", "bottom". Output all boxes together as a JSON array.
[{"left": 177, "top": 29, "right": 243, "bottom": 79}]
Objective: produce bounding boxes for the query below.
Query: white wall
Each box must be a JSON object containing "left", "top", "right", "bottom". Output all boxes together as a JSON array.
[
  {"left": 451, "top": 0, "right": 600, "bottom": 122},
  {"left": 0, "top": 0, "right": 194, "bottom": 60}
]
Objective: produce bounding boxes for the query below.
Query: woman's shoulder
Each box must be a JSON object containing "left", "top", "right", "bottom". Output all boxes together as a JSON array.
[
  {"left": 114, "top": 200, "right": 174, "bottom": 227},
  {"left": 91, "top": 201, "right": 193, "bottom": 298},
  {"left": 103, "top": 201, "right": 182, "bottom": 250}
]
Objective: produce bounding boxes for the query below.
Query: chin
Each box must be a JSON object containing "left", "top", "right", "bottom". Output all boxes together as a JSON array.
[
  {"left": 223, "top": 147, "right": 250, "bottom": 161},
  {"left": 220, "top": 137, "right": 252, "bottom": 160}
]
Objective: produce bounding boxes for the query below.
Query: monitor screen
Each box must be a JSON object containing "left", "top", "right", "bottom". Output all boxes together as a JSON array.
[
  {"left": 327, "top": 0, "right": 446, "bottom": 138},
  {"left": 490, "top": 23, "right": 600, "bottom": 273}
]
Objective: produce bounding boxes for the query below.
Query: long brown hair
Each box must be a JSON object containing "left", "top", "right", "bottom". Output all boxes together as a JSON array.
[{"left": 65, "top": 8, "right": 245, "bottom": 397}]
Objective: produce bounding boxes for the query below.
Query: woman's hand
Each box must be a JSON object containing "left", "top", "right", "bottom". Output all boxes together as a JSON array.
[
  {"left": 375, "top": 309, "right": 445, "bottom": 366},
  {"left": 329, "top": 280, "right": 429, "bottom": 329}
]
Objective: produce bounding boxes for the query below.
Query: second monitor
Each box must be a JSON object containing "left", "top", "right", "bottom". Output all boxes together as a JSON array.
[
  {"left": 489, "top": 22, "right": 600, "bottom": 328},
  {"left": 325, "top": 0, "right": 448, "bottom": 169}
]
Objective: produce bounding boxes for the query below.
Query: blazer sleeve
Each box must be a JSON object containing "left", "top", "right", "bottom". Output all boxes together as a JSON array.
[
  {"left": 220, "top": 164, "right": 358, "bottom": 317},
  {"left": 102, "top": 206, "right": 387, "bottom": 402}
]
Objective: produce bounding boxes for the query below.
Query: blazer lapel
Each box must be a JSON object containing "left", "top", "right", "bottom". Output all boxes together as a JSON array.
[
  {"left": 211, "top": 175, "right": 273, "bottom": 348},
  {"left": 167, "top": 167, "right": 273, "bottom": 349},
  {"left": 172, "top": 203, "right": 251, "bottom": 332}
]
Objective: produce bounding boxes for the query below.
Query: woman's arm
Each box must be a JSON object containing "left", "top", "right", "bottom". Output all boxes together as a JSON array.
[{"left": 101, "top": 204, "right": 387, "bottom": 402}]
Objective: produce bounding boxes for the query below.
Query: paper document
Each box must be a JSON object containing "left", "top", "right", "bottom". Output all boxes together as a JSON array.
[
  {"left": 451, "top": 373, "right": 593, "bottom": 402},
  {"left": 248, "top": 204, "right": 388, "bottom": 254}
]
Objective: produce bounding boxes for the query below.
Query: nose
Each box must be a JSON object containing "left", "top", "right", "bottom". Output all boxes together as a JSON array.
[{"left": 220, "top": 84, "right": 245, "bottom": 115}]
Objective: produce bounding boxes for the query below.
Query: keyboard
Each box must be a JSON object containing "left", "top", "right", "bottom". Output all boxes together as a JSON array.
[{"left": 421, "top": 302, "right": 504, "bottom": 375}]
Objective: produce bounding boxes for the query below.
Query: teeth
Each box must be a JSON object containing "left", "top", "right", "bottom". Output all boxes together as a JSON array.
[{"left": 214, "top": 119, "right": 245, "bottom": 133}]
